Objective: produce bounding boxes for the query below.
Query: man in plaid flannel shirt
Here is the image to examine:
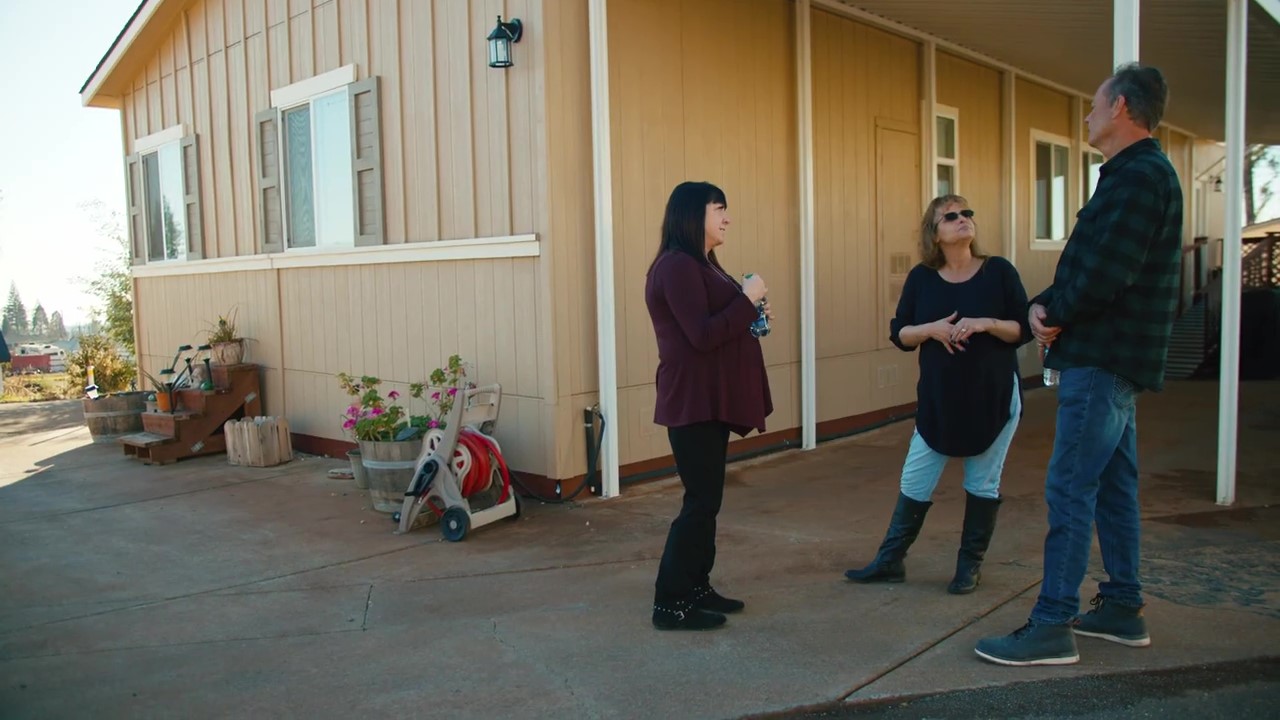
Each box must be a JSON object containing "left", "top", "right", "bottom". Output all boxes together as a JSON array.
[{"left": 977, "top": 64, "right": 1183, "bottom": 666}]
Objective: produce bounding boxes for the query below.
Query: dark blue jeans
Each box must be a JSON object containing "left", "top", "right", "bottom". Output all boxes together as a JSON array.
[{"left": 1032, "top": 367, "right": 1143, "bottom": 625}]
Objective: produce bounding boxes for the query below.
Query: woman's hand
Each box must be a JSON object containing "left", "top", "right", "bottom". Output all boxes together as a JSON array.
[
  {"left": 949, "top": 316, "right": 995, "bottom": 344},
  {"left": 743, "top": 274, "right": 768, "bottom": 304},
  {"left": 920, "top": 311, "right": 960, "bottom": 354}
]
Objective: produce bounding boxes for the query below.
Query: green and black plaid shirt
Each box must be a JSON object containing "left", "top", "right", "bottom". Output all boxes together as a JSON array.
[{"left": 1032, "top": 138, "right": 1183, "bottom": 392}]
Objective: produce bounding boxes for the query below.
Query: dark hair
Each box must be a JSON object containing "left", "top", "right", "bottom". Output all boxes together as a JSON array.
[
  {"left": 649, "top": 181, "right": 729, "bottom": 273},
  {"left": 1106, "top": 63, "right": 1168, "bottom": 131},
  {"left": 919, "top": 194, "right": 986, "bottom": 270}
]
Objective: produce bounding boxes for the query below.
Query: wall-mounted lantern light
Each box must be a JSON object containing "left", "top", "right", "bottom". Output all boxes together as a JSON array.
[
  {"left": 1214, "top": 175, "right": 1223, "bottom": 193},
  {"left": 487, "top": 15, "right": 523, "bottom": 69}
]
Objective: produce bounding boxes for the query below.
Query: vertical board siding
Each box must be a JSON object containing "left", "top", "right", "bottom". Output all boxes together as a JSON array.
[
  {"left": 1015, "top": 77, "right": 1073, "bottom": 297},
  {"left": 606, "top": 0, "right": 798, "bottom": 465},
  {"left": 122, "top": 0, "right": 556, "bottom": 476},
  {"left": 120, "top": 0, "right": 545, "bottom": 253},
  {"left": 811, "top": 9, "right": 921, "bottom": 423},
  {"left": 936, "top": 52, "right": 1004, "bottom": 254}
]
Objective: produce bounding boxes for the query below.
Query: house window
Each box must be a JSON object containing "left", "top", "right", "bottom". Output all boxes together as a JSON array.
[
  {"left": 282, "top": 88, "right": 354, "bottom": 249},
  {"left": 126, "top": 127, "right": 202, "bottom": 265},
  {"left": 1033, "top": 132, "right": 1072, "bottom": 241},
  {"left": 1082, "top": 150, "right": 1104, "bottom": 203},
  {"left": 935, "top": 107, "right": 959, "bottom": 197},
  {"left": 256, "top": 65, "right": 384, "bottom": 254},
  {"left": 141, "top": 142, "right": 187, "bottom": 261}
]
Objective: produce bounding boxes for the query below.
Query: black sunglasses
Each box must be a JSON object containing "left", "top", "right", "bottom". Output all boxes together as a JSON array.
[{"left": 940, "top": 209, "right": 975, "bottom": 222}]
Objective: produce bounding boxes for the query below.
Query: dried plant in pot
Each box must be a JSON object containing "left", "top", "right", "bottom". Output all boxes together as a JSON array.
[{"left": 206, "top": 308, "right": 246, "bottom": 366}]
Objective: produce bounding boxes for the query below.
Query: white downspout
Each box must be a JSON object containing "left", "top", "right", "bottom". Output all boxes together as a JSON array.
[
  {"left": 588, "top": 0, "right": 620, "bottom": 498},
  {"left": 796, "top": 0, "right": 817, "bottom": 450},
  {"left": 1217, "top": 0, "right": 1247, "bottom": 506}
]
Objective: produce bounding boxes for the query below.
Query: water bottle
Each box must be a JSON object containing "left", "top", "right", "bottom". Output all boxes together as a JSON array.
[
  {"left": 744, "top": 274, "right": 770, "bottom": 338},
  {"left": 1042, "top": 346, "right": 1059, "bottom": 388}
]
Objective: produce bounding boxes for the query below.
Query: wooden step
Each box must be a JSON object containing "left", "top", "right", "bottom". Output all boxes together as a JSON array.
[{"left": 119, "top": 432, "right": 175, "bottom": 448}]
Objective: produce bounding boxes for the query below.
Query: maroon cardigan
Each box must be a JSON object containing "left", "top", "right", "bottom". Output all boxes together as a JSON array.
[{"left": 645, "top": 250, "right": 773, "bottom": 437}]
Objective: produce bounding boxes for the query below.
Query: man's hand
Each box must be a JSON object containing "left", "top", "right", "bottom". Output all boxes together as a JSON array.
[{"left": 1029, "top": 303, "right": 1061, "bottom": 347}]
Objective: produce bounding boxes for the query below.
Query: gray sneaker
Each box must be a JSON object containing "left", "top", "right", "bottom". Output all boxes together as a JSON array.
[
  {"left": 1072, "top": 593, "right": 1151, "bottom": 647},
  {"left": 975, "top": 621, "right": 1080, "bottom": 666}
]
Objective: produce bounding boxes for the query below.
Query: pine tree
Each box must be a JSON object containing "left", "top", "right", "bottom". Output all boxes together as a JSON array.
[
  {"left": 49, "top": 311, "right": 67, "bottom": 340},
  {"left": 30, "top": 303, "right": 49, "bottom": 339},
  {"left": 2, "top": 282, "right": 27, "bottom": 339}
]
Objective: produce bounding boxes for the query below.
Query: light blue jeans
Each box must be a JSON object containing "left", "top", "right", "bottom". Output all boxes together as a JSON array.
[{"left": 900, "top": 373, "right": 1022, "bottom": 502}]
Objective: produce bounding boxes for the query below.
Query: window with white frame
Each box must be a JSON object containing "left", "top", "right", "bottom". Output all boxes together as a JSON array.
[
  {"left": 125, "top": 127, "right": 203, "bottom": 265},
  {"left": 935, "top": 107, "right": 959, "bottom": 197},
  {"left": 256, "top": 65, "right": 384, "bottom": 253},
  {"left": 1032, "top": 131, "right": 1072, "bottom": 242},
  {"left": 282, "top": 88, "right": 353, "bottom": 249},
  {"left": 1082, "top": 150, "right": 1105, "bottom": 204}
]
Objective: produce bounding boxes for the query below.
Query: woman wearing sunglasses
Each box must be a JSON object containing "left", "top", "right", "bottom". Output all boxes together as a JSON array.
[{"left": 844, "top": 194, "right": 1032, "bottom": 594}]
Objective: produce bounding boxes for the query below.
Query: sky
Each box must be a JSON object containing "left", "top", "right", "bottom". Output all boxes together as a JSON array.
[
  {"left": 0, "top": 0, "right": 141, "bottom": 327},
  {"left": 0, "top": 0, "right": 1275, "bottom": 329}
]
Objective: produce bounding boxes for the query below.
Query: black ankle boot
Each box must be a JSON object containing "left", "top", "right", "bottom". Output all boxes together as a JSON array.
[
  {"left": 692, "top": 585, "right": 745, "bottom": 614},
  {"left": 845, "top": 493, "right": 932, "bottom": 583},
  {"left": 948, "top": 493, "right": 1002, "bottom": 595},
  {"left": 652, "top": 600, "right": 727, "bottom": 631}
]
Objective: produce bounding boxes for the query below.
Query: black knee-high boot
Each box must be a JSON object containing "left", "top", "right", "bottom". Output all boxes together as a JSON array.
[
  {"left": 845, "top": 493, "right": 933, "bottom": 583},
  {"left": 947, "top": 492, "right": 1002, "bottom": 594}
]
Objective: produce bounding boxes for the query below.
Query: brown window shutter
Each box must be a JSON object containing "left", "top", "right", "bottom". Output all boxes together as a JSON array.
[
  {"left": 349, "top": 77, "right": 384, "bottom": 247},
  {"left": 125, "top": 153, "right": 146, "bottom": 265},
  {"left": 180, "top": 135, "right": 204, "bottom": 260},
  {"left": 256, "top": 108, "right": 284, "bottom": 253}
]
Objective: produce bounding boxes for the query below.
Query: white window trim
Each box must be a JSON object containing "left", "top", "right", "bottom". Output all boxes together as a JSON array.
[
  {"left": 134, "top": 124, "right": 186, "bottom": 155},
  {"left": 270, "top": 64, "right": 356, "bottom": 109},
  {"left": 130, "top": 234, "right": 541, "bottom": 278},
  {"left": 935, "top": 105, "right": 959, "bottom": 197},
  {"left": 1030, "top": 128, "right": 1074, "bottom": 251}
]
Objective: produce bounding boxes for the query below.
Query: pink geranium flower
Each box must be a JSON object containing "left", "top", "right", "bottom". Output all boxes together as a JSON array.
[
  {"left": 388, "top": 390, "right": 400, "bottom": 400},
  {"left": 370, "top": 407, "right": 384, "bottom": 416}
]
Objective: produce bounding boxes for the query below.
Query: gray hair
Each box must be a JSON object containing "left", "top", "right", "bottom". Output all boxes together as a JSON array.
[{"left": 1106, "top": 63, "right": 1168, "bottom": 131}]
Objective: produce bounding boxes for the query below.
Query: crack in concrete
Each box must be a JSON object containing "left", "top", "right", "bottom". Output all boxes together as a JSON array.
[
  {"left": 836, "top": 578, "right": 1043, "bottom": 702},
  {"left": 361, "top": 585, "right": 374, "bottom": 631}
]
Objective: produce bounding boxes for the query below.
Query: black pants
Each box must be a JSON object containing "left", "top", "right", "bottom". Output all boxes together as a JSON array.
[{"left": 654, "top": 421, "right": 731, "bottom": 604}]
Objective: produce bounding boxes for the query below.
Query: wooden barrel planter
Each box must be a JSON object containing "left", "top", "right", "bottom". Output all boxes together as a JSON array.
[
  {"left": 359, "top": 439, "right": 423, "bottom": 513},
  {"left": 82, "top": 392, "right": 148, "bottom": 443}
]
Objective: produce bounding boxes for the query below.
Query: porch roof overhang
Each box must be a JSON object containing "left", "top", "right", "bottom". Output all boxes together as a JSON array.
[{"left": 832, "top": 0, "right": 1280, "bottom": 143}]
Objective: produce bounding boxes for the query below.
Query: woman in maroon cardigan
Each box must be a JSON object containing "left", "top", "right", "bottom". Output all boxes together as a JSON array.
[{"left": 645, "top": 181, "right": 773, "bottom": 631}]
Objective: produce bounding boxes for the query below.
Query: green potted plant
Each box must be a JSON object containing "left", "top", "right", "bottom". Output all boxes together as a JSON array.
[
  {"left": 337, "top": 373, "right": 421, "bottom": 513},
  {"left": 206, "top": 308, "right": 246, "bottom": 366}
]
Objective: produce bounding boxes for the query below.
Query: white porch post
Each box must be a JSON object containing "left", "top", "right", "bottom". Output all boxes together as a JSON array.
[
  {"left": 796, "top": 0, "right": 817, "bottom": 450},
  {"left": 1217, "top": 0, "right": 1248, "bottom": 506},
  {"left": 588, "top": 0, "right": 620, "bottom": 498},
  {"left": 1113, "top": 0, "right": 1140, "bottom": 65}
]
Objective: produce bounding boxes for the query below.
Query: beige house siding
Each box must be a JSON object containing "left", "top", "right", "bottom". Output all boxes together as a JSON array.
[
  {"left": 606, "top": 0, "right": 799, "bottom": 465},
  {"left": 126, "top": 0, "right": 565, "bottom": 476},
  {"left": 812, "top": 9, "right": 921, "bottom": 422},
  {"left": 135, "top": 269, "right": 285, "bottom": 418},
  {"left": 1015, "top": 78, "right": 1073, "bottom": 299},
  {"left": 936, "top": 52, "right": 1005, "bottom": 255},
  {"left": 107, "top": 0, "right": 1220, "bottom": 482}
]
